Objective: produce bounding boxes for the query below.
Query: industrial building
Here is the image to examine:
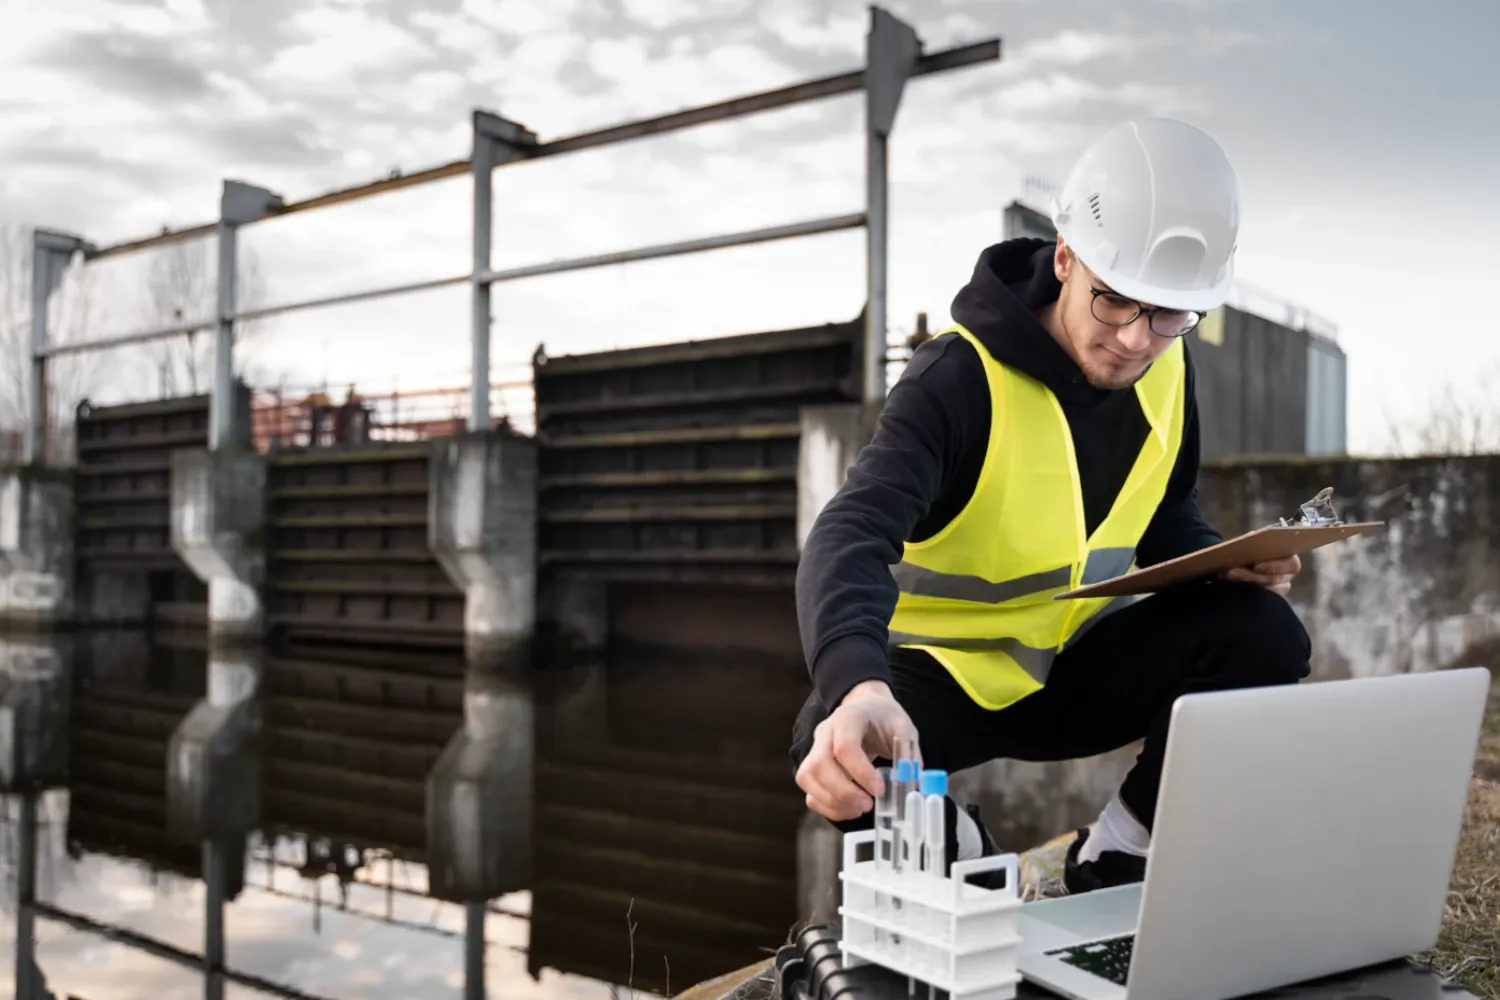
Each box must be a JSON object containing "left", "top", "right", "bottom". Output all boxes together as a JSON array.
[{"left": 1001, "top": 199, "right": 1348, "bottom": 460}]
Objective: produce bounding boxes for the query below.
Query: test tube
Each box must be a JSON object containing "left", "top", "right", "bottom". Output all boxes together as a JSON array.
[
  {"left": 923, "top": 776, "right": 948, "bottom": 998},
  {"left": 921, "top": 769, "right": 948, "bottom": 882},
  {"left": 891, "top": 757, "right": 917, "bottom": 875},
  {"left": 889, "top": 755, "right": 916, "bottom": 967},
  {"left": 873, "top": 764, "right": 894, "bottom": 926}
]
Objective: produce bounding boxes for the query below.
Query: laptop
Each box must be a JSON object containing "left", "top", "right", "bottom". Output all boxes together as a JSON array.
[{"left": 1016, "top": 666, "right": 1492, "bottom": 1000}]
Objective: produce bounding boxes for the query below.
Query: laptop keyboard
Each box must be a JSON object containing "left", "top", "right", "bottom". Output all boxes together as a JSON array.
[{"left": 1047, "top": 934, "right": 1135, "bottom": 985}]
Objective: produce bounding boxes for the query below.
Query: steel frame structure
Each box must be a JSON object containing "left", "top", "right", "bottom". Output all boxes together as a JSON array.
[{"left": 25, "top": 6, "right": 999, "bottom": 462}]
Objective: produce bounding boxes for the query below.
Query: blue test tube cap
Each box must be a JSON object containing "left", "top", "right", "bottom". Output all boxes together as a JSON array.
[
  {"left": 895, "top": 758, "right": 915, "bottom": 782},
  {"left": 919, "top": 769, "right": 948, "bottom": 796}
]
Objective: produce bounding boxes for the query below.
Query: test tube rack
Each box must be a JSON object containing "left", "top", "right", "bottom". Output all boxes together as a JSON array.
[{"left": 837, "top": 829, "right": 1024, "bottom": 1000}]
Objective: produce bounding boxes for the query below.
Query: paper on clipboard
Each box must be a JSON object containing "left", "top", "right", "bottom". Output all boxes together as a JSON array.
[{"left": 1055, "top": 487, "right": 1385, "bottom": 600}]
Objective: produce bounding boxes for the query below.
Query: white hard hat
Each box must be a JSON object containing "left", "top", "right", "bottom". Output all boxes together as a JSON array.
[{"left": 1051, "top": 117, "right": 1241, "bottom": 312}]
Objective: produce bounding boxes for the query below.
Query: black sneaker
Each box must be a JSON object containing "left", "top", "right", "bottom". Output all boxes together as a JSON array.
[
  {"left": 1063, "top": 826, "right": 1147, "bottom": 895},
  {"left": 940, "top": 798, "right": 1015, "bottom": 892}
]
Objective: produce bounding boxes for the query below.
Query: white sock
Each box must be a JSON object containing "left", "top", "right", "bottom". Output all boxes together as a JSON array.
[
  {"left": 1077, "top": 791, "right": 1151, "bottom": 864},
  {"left": 954, "top": 803, "right": 985, "bottom": 861}
]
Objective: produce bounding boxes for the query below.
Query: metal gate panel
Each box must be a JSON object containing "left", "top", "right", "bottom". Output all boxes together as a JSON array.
[
  {"left": 72, "top": 392, "right": 251, "bottom": 630},
  {"left": 74, "top": 395, "right": 210, "bottom": 568},
  {"left": 533, "top": 317, "right": 862, "bottom": 587},
  {"left": 265, "top": 444, "right": 464, "bottom": 647}
]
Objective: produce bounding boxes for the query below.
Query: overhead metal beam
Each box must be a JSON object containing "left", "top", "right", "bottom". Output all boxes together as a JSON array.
[
  {"left": 475, "top": 212, "right": 867, "bottom": 286},
  {"left": 84, "top": 36, "right": 1000, "bottom": 262},
  {"left": 234, "top": 273, "right": 471, "bottom": 323},
  {"left": 38, "top": 316, "right": 215, "bottom": 358}
]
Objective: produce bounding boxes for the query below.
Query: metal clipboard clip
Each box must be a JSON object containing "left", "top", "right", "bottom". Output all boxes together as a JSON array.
[{"left": 1276, "top": 487, "right": 1342, "bottom": 527}]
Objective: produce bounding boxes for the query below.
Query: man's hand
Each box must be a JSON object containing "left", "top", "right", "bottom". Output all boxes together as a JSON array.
[
  {"left": 1221, "top": 553, "right": 1301, "bottom": 596},
  {"left": 796, "top": 679, "right": 921, "bottom": 822}
]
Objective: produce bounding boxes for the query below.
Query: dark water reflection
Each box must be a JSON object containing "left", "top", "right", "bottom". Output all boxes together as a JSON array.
[{"left": 0, "top": 630, "right": 812, "bottom": 1000}]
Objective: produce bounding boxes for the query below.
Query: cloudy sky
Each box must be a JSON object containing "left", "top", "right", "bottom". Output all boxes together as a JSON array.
[{"left": 2, "top": 0, "right": 1497, "bottom": 450}]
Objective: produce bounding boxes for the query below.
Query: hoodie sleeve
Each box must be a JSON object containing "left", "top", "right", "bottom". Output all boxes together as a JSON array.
[
  {"left": 795, "top": 333, "right": 984, "bottom": 711},
  {"left": 1135, "top": 343, "right": 1224, "bottom": 566}
]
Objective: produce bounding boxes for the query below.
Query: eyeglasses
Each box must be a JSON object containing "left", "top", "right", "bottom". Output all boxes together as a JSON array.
[{"left": 1088, "top": 286, "right": 1202, "bottom": 338}]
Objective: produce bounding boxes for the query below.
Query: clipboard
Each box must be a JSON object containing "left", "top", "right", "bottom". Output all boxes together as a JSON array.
[{"left": 1055, "top": 487, "right": 1385, "bottom": 600}]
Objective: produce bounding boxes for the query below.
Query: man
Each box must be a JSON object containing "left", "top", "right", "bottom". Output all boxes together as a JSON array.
[{"left": 790, "top": 117, "right": 1312, "bottom": 895}]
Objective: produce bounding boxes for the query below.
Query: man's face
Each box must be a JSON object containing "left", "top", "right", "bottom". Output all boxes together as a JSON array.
[{"left": 1051, "top": 241, "right": 1188, "bottom": 390}]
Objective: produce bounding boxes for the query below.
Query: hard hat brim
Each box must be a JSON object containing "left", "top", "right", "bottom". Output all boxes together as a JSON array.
[{"left": 1080, "top": 257, "right": 1234, "bottom": 314}]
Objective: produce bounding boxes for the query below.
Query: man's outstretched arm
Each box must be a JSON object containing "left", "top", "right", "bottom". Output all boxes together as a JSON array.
[{"left": 796, "top": 335, "right": 982, "bottom": 710}]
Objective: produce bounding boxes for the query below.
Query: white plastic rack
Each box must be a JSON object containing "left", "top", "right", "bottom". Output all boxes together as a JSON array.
[{"left": 838, "top": 828, "right": 1024, "bottom": 999}]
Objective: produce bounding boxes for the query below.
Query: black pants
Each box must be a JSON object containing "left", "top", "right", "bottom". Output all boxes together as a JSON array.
[{"left": 790, "top": 579, "right": 1312, "bottom": 832}]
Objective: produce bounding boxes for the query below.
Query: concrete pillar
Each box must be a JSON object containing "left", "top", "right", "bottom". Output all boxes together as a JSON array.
[
  {"left": 0, "top": 635, "right": 72, "bottom": 794},
  {"left": 165, "top": 646, "right": 263, "bottom": 844},
  {"left": 797, "top": 809, "right": 844, "bottom": 926},
  {"left": 425, "top": 669, "right": 534, "bottom": 903},
  {"left": 0, "top": 635, "right": 72, "bottom": 1000},
  {"left": 797, "top": 404, "right": 881, "bottom": 550},
  {"left": 429, "top": 430, "right": 537, "bottom": 669},
  {"left": 170, "top": 448, "right": 266, "bottom": 645},
  {"left": 537, "top": 574, "right": 609, "bottom": 660},
  {"left": 0, "top": 467, "right": 74, "bottom": 630}
]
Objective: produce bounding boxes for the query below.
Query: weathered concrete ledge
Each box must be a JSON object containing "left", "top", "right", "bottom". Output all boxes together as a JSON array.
[
  {"left": 165, "top": 646, "right": 263, "bottom": 843},
  {"left": 0, "top": 635, "right": 72, "bottom": 793},
  {"left": 1198, "top": 452, "right": 1500, "bottom": 680},
  {"left": 0, "top": 466, "right": 74, "bottom": 631},
  {"left": 429, "top": 430, "right": 538, "bottom": 669},
  {"left": 796, "top": 404, "right": 882, "bottom": 550},
  {"left": 425, "top": 670, "right": 534, "bottom": 902},
  {"left": 170, "top": 447, "right": 266, "bottom": 645}
]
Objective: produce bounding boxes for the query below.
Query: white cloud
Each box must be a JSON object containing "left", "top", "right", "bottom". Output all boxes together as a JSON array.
[
  {"left": 760, "top": 0, "right": 867, "bottom": 57},
  {"left": 409, "top": 8, "right": 501, "bottom": 60},
  {"left": 620, "top": 0, "right": 692, "bottom": 32},
  {"left": 262, "top": 7, "right": 431, "bottom": 88},
  {"left": 461, "top": 0, "right": 583, "bottom": 37}
]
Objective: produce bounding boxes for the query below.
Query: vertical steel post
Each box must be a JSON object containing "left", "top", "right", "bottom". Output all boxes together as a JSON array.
[
  {"left": 26, "top": 231, "right": 90, "bottom": 465},
  {"left": 204, "top": 840, "right": 225, "bottom": 1000},
  {"left": 15, "top": 794, "right": 37, "bottom": 1000},
  {"left": 468, "top": 111, "right": 538, "bottom": 433},
  {"left": 465, "top": 900, "right": 486, "bottom": 1000},
  {"left": 863, "top": 7, "right": 919, "bottom": 406},
  {"left": 27, "top": 252, "right": 50, "bottom": 467},
  {"left": 470, "top": 133, "right": 496, "bottom": 433},
  {"left": 864, "top": 129, "right": 889, "bottom": 406},
  {"left": 210, "top": 218, "right": 238, "bottom": 451},
  {"left": 213, "top": 181, "right": 284, "bottom": 452}
]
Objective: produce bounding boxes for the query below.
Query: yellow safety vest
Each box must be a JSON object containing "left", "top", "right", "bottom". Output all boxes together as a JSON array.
[{"left": 887, "top": 324, "right": 1187, "bottom": 711}]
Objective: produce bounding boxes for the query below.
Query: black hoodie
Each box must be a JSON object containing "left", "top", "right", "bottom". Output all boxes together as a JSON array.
[{"left": 795, "top": 238, "right": 1224, "bottom": 712}]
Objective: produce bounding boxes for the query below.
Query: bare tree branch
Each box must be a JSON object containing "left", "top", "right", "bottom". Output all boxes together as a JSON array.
[
  {"left": 137, "top": 238, "right": 277, "bottom": 399},
  {"left": 1383, "top": 362, "right": 1500, "bottom": 457},
  {"left": 0, "top": 221, "right": 111, "bottom": 463}
]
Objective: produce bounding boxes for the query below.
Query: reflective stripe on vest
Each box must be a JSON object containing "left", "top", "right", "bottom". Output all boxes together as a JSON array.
[
  {"left": 891, "top": 593, "right": 1136, "bottom": 686},
  {"left": 885, "top": 323, "right": 1186, "bottom": 712},
  {"left": 890, "top": 546, "right": 1137, "bottom": 604}
]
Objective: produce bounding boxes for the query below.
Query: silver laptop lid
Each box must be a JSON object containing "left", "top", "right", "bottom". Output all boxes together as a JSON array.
[{"left": 1128, "top": 667, "right": 1491, "bottom": 1000}]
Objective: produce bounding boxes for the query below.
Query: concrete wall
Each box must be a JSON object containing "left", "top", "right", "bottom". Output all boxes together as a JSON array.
[
  {"left": 949, "top": 453, "right": 1500, "bottom": 851},
  {"left": 1196, "top": 453, "right": 1500, "bottom": 679}
]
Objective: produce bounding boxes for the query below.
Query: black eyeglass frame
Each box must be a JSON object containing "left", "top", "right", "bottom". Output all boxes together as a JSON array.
[{"left": 1085, "top": 285, "right": 1204, "bottom": 338}]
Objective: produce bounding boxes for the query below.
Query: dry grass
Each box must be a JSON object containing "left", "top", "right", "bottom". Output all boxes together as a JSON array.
[{"left": 1416, "top": 677, "right": 1500, "bottom": 998}]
